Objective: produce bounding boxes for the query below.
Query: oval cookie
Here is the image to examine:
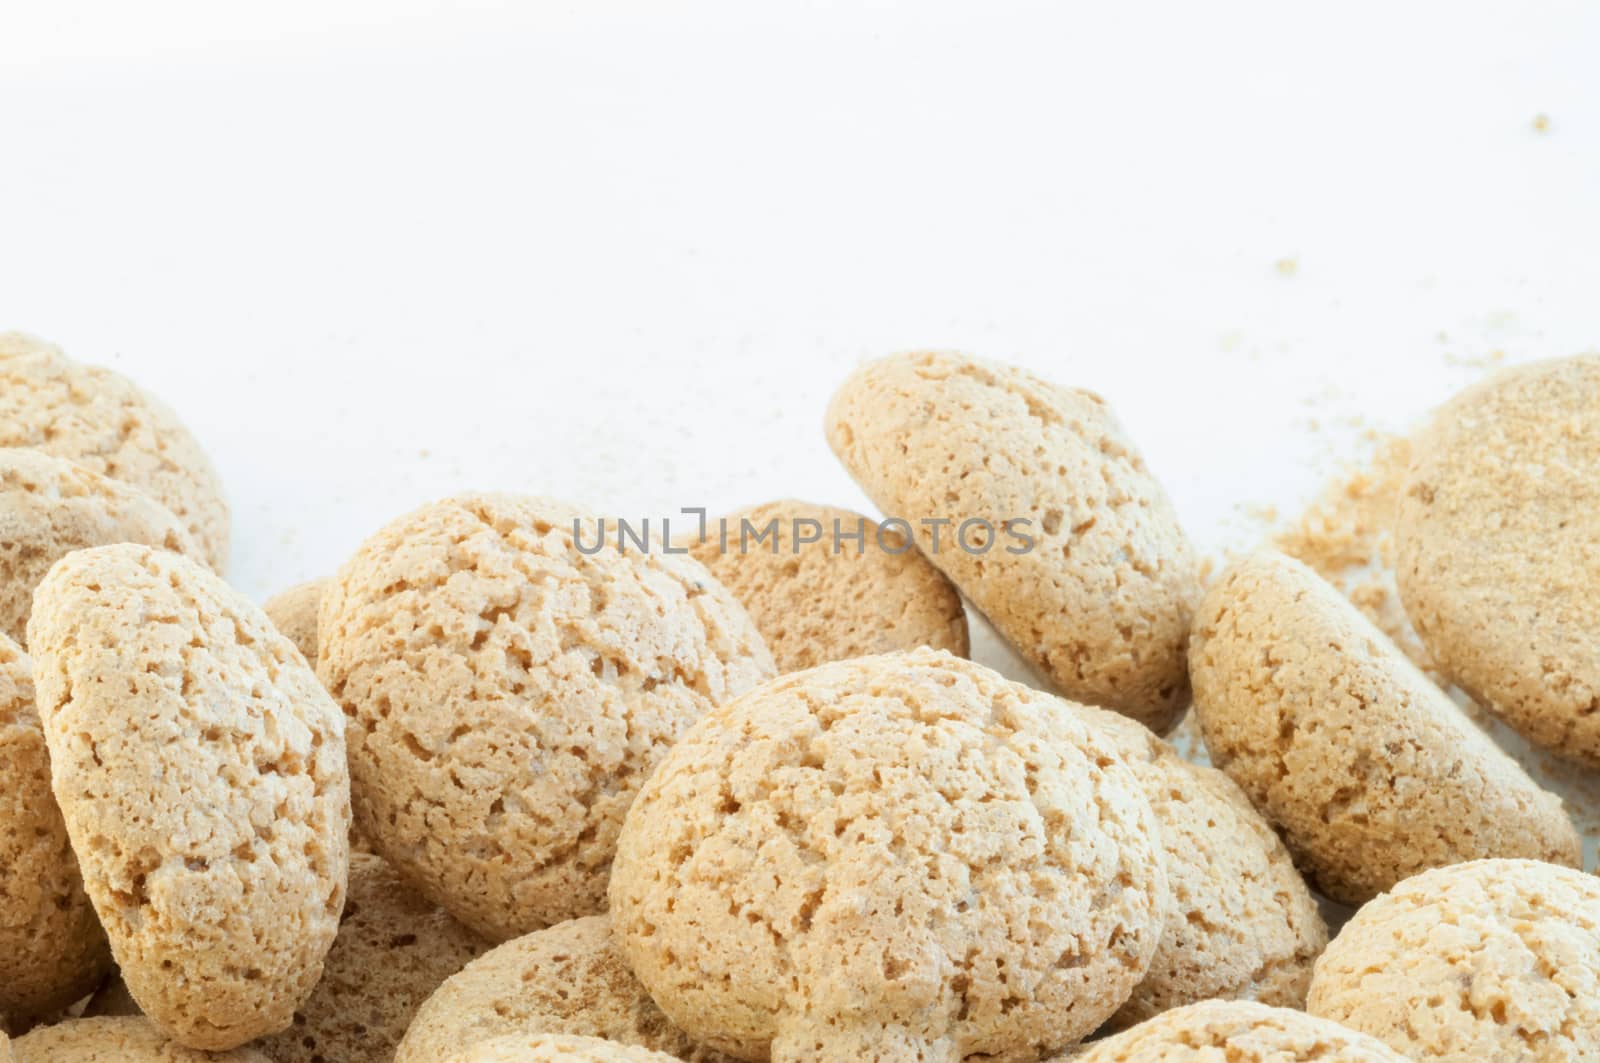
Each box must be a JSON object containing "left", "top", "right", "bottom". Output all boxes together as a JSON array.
[
  {"left": 9, "top": 1017, "right": 270, "bottom": 1061},
  {"left": 263, "top": 578, "right": 327, "bottom": 665},
  {"left": 444, "top": 1034, "right": 678, "bottom": 1063},
  {"left": 1070, "top": 1000, "right": 1409, "bottom": 1062}
]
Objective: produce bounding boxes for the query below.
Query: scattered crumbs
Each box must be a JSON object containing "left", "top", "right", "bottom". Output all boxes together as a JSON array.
[
  {"left": 1274, "top": 257, "right": 1299, "bottom": 278},
  {"left": 1532, "top": 112, "right": 1552, "bottom": 133},
  {"left": 1218, "top": 329, "right": 1246, "bottom": 353},
  {"left": 1238, "top": 502, "right": 1278, "bottom": 524},
  {"left": 1443, "top": 349, "right": 1508, "bottom": 370},
  {"left": 418, "top": 448, "right": 432, "bottom": 459}
]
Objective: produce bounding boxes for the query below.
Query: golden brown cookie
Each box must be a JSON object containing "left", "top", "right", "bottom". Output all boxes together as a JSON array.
[
  {"left": 610, "top": 648, "right": 1169, "bottom": 1062},
  {"left": 825, "top": 352, "right": 1200, "bottom": 732},
  {"left": 1068, "top": 1000, "right": 1409, "bottom": 1062},
  {"left": 1073, "top": 704, "right": 1327, "bottom": 1029},
  {"left": 686, "top": 500, "right": 968, "bottom": 672},
  {"left": 28, "top": 545, "right": 351, "bottom": 1050},
  {"left": 396, "top": 915, "right": 731, "bottom": 1063},
  {"left": 259, "top": 853, "right": 489, "bottom": 1063},
  {"left": 1307, "top": 858, "right": 1600, "bottom": 1062},
  {"left": 9, "top": 1017, "right": 270, "bottom": 1062},
  {"left": 1189, "top": 549, "right": 1579, "bottom": 905},
  {"left": 1396, "top": 355, "right": 1600, "bottom": 766},
  {"left": 0, "top": 1031, "right": 10, "bottom": 1063},
  {"left": 263, "top": 579, "right": 327, "bottom": 665},
  {"left": 443, "top": 1034, "right": 679, "bottom": 1063},
  {"left": 0, "top": 332, "right": 229, "bottom": 571},
  {"left": 318, "top": 494, "right": 774, "bottom": 942},
  {"left": 0, "top": 631, "right": 111, "bottom": 1029}
]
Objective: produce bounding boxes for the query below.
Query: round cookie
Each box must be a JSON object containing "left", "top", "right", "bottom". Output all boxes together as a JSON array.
[
  {"left": 1189, "top": 549, "right": 1580, "bottom": 905},
  {"left": 1068, "top": 1000, "right": 1409, "bottom": 1062},
  {"left": 259, "top": 853, "right": 489, "bottom": 1063},
  {"left": 1307, "top": 858, "right": 1600, "bottom": 1062},
  {"left": 318, "top": 494, "right": 774, "bottom": 942},
  {"left": 0, "top": 448, "right": 202, "bottom": 646},
  {"left": 609, "top": 648, "right": 1169, "bottom": 1062},
  {"left": 0, "top": 631, "right": 111, "bottom": 1029},
  {"left": 9, "top": 1017, "right": 269, "bottom": 1062},
  {"left": 825, "top": 351, "right": 1200, "bottom": 732},
  {"left": 397, "top": 915, "right": 732, "bottom": 1063},
  {"left": 686, "top": 499, "right": 968, "bottom": 672},
  {"left": 27, "top": 544, "right": 351, "bottom": 1050},
  {"left": 0, "top": 332, "right": 230, "bottom": 571},
  {"left": 1396, "top": 355, "right": 1600, "bottom": 766},
  {"left": 444, "top": 1034, "right": 679, "bottom": 1063},
  {"left": 263, "top": 578, "right": 328, "bottom": 665},
  {"left": 1072, "top": 703, "right": 1327, "bottom": 1029}
]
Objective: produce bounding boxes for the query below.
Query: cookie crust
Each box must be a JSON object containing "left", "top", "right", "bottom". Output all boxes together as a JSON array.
[
  {"left": 263, "top": 578, "right": 328, "bottom": 665},
  {"left": 1070, "top": 1000, "right": 1409, "bottom": 1062}
]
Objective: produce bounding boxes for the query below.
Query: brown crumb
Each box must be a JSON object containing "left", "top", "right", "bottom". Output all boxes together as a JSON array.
[
  {"left": 1274, "top": 257, "right": 1299, "bottom": 278},
  {"left": 1533, "top": 113, "right": 1551, "bottom": 133}
]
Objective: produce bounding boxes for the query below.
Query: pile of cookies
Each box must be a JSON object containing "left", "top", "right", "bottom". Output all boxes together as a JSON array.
[{"left": 0, "top": 333, "right": 1596, "bottom": 1063}]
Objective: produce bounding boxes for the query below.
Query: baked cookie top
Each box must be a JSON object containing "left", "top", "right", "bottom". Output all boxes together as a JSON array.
[
  {"left": 263, "top": 578, "right": 327, "bottom": 665},
  {"left": 825, "top": 352, "right": 1199, "bottom": 731},
  {"left": 318, "top": 494, "right": 774, "bottom": 941},
  {"left": 1070, "top": 1000, "right": 1409, "bottom": 1062},
  {"left": 28, "top": 545, "right": 350, "bottom": 1050},
  {"left": 609, "top": 648, "right": 1169, "bottom": 1062},
  {"left": 443, "top": 1033, "right": 679, "bottom": 1062},
  {"left": 1397, "top": 354, "right": 1600, "bottom": 765},
  {"left": 9, "top": 1017, "right": 270, "bottom": 1062}
]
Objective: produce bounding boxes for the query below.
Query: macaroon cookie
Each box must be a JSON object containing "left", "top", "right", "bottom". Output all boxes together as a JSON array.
[
  {"left": 0, "top": 631, "right": 111, "bottom": 1029},
  {"left": 609, "top": 649, "right": 1169, "bottom": 1062},
  {"left": 28, "top": 545, "right": 351, "bottom": 1050},
  {"left": 263, "top": 579, "right": 327, "bottom": 665},
  {"left": 1189, "top": 549, "right": 1579, "bottom": 905},
  {"left": 686, "top": 499, "right": 968, "bottom": 672},
  {"left": 318, "top": 494, "right": 774, "bottom": 942},
  {"left": 1069, "top": 1000, "right": 1409, "bottom": 1062},
  {"left": 259, "top": 853, "right": 490, "bottom": 1063},
  {"left": 443, "top": 1034, "right": 679, "bottom": 1063},
  {"left": 0, "top": 332, "right": 229, "bottom": 571},
  {"left": 9, "top": 1017, "right": 270, "bottom": 1062},
  {"left": 1307, "top": 858, "right": 1600, "bottom": 1062},
  {"left": 825, "top": 351, "right": 1199, "bottom": 732},
  {"left": 1396, "top": 355, "right": 1600, "bottom": 766}
]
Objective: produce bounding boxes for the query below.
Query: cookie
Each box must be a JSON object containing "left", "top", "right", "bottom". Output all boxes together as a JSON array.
[
  {"left": 825, "top": 352, "right": 1200, "bottom": 732},
  {"left": 9, "top": 1017, "right": 269, "bottom": 1062},
  {"left": 685, "top": 499, "right": 968, "bottom": 672},
  {"left": 1188, "top": 549, "right": 1579, "bottom": 904},
  {"left": 609, "top": 648, "right": 1169, "bottom": 1061},
  {"left": 259, "top": 853, "right": 489, "bottom": 1063},
  {"left": 1396, "top": 355, "right": 1600, "bottom": 766},
  {"left": 263, "top": 579, "right": 327, "bottom": 665},
  {"left": 0, "top": 332, "right": 230, "bottom": 571},
  {"left": 318, "top": 494, "right": 774, "bottom": 941},
  {"left": 396, "top": 915, "right": 732, "bottom": 1063},
  {"left": 1307, "top": 858, "right": 1600, "bottom": 1062},
  {"left": 28, "top": 545, "right": 351, "bottom": 1050},
  {"left": 443, "top": 1034, "right": 679, "bottom": 1062},
  {"left": 1068, "top": 1000, "right": 1409, "bottom": 1062},
  {"left": 0, "top": 631, "right": 111, "bottom": 1029},
  {"left": 0, "top": 448, "right": 201, "bottom": 646},
  {"left": 1073, "top": 703, "right": 1327, "bottom": 1029}
]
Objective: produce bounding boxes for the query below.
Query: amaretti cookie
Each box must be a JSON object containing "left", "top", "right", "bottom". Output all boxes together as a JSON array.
[
  {"left": 0, "top": 631, "right": 111, "bottom": 1030},
  {"left": 1074, "top": 704, "right": 1327, "bottom": 1029},
  {"left": 0, "top": 332, "right": 230, "bottom": 570},
  {"left": 9, "top": 1017, "right": 270, "bottom": 1062},
  {"left": 263, "top": 578, "right": 328, "bottom": 664},
  {"left": 444, "top": 1034, "right": 679, "bottom": 1062},
  {"left": 609, "top": 649, "right": 1169, "bottom": 1062},
  {"left": 825, "top": 352, "right": 1200, "bottom": 732},
  {"left": 259, "top": 853, "right": 489, "bottom": 1063},
  {"left": 1396, "top": 354, "right": 1600, "bottom": 766},
  {"left": 1307, "top": 858, "right": 1600, "bottom": 1062},
  {"left": 28, "top": 545, "right": 351, "bottom": 1050},
  {"left": 686, "top": 499, "right": 968, "bottom": 672},
  {"left": 318, "top": 494, "right": 774, "bottom": 941},
  {"left": 1069, "top": 1000, "right": 1409, "bottom": 1062},
  {"left": 1189, "top": 550, "right": 1579, "bottom": 904},
  {"left": 396, "top": 915, "right": 731, "bottom": 1063}
]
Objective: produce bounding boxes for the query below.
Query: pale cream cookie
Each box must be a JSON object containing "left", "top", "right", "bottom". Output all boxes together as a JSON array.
[
  {"left": 443, "top": 1034, "right": 679, "bottom": 1062},
  {"left": 263, "top": 578, "right": 327, "bottom": 665},
  {"left": 609, "top": 648, "right": 1169, "bottom": 1062},
  {"left": 28, "top": 545, "right": 351, "bottom": 1050},
  {"left": 1068, "top": 1000, "right": 1409, "bottom": 1062},
  {"left": 9, "top": 1016, "right": 270, "bottom": 1062},
  {"left": 1189, "top": 549, "right": 1579, "bottom": 904}
]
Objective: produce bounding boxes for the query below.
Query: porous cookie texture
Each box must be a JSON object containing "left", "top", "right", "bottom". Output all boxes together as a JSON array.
[
  {"left": 0, "top": 332, "right": 230, "bottom": 571},
  {"left": 1307, "top": 858, "right": 1600, "bottom": 1062},
  {"left": 28, "top": 545, "right": 351, "bottom": 1050},
  {"left": 318, "top": 494, "right": 774, "bottom": 942},
  {"left": 1396, "top": 355, "right": 1600, "bottom": 766},
  {"left": 610, "top": 648, "right": 1169, "bottom": 1063},
  {"left": 1073, "top": 703, "right": 1327, "bottom": 1029},
  {"left": 1189, "top": 549, "right": 1580, "bottom": 905},
  {"left": 1068, "top": 1000, "right": 1410, "bottom": 1062},
  {"left": 396, "top": 915, "right": 732, "bottom": 1063},
  {"left": 264, "top": 578, "right": 328, "bottom": 664},
  {"left": 825, "top": 351, "right": 1200, "bottom": 732},
  {"left": 0, "top": 631, "right": 111, "bottom": 1028},
  {"left": 9, "top": 1017, "right": 270, "bottom": 1062},
  {"left": 259, "top": 853, "right": 489, "bottom": 1063},
  {"left": 0, "top": 448, "right": 201, "bottom": 646},
  {"left": 443, "top": 1033, "right": 680, "bottom": 1062},
  {"left": 686, "top": 499, "right": 968, "bottom": 672}
]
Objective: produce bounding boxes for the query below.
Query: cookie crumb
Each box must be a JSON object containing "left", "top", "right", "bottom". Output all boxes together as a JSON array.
[
  {"left": 1532, "top": 112, "right": 1551, "bottom": 133},
  {"left": 1274, "top": 257, "right": 1299, "bottom": 278}
]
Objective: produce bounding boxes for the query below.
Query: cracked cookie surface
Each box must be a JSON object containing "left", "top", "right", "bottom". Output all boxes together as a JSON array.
[
  {"left": 10, "top": 1016, "right": 270, "bottom": 1061},
  {"left": 264, "top": 578, "right": 328, "bottom": 665},
  {"left": 1068, "top": 1000, "right": 1409, "bottom": 1062},
  {"left": 443, "top": 1033, "right": 680, "bottom": 1062}
]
